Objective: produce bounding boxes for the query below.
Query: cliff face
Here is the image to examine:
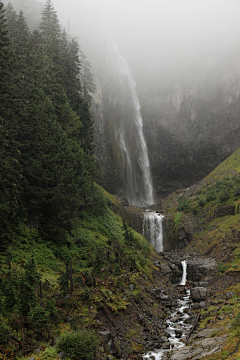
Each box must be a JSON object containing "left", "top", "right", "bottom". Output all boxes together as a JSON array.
[{"left": 93, "top": 51, "right": 240, "bottom": 201}]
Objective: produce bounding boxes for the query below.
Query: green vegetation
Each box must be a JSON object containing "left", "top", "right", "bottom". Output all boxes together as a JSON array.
[
  {"left": 0, "top": 0, "right": 96, "bottom": 251},
  {"left": 0, "top": 1, "right": 154, "bottom": 358},
  {"left": 56, "top": 330, "right": 99, "bottom": 360}
]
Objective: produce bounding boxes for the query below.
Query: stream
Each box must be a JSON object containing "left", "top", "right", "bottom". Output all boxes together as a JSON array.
[{"left": 143, "top": 261, "right": 193, "bottom": 360}]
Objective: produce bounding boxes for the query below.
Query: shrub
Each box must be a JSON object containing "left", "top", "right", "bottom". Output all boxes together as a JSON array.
[
  {"left": 57, "top": 330, "right": 99, "bottom": 360},
  {"left": 196, "top": 189, "right": 202, "bottom": 195},
  {"left": 177, "top": 197, "right": 190, "bottom": 212},
  {"left": 29, "top": 306, "right": 49, "bottom": 333},
  {"left": 219, "top": 190, "right": 230, "bottom": 203},
  {"left": 206, "top": 192, "right": 216, "bottom": 202},
  {"left": 198, "top": 197, "right": 206, "bottom": 207},
  {"left": 217, "top": 262, "right": 229, "bottom": 274},
  {"left": 192, "top": 207, "right": 198, "bottom": 215},
  {"left": 233, "top": 186, "right": 240, "bottom": 198},
  {"left": 232, "top": 311, "right": 240, "bottom": 328},
  {"left": 0, "top": 315, "right": 10, "bottom": 345}
]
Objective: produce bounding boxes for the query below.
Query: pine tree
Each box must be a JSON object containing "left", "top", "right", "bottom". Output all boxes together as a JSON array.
[{"left": 0, "top": 1, "right": 23, "bottom": 250}]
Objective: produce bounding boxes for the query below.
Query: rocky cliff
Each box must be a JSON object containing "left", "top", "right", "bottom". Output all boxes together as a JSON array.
[{"left": 93, "top": 51, "right": 240, "bottom": 202}]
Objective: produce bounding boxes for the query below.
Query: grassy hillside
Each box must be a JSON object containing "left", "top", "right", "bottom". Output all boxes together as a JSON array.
[
  {"left": 0, "top": 186, "right": 172, "bottom": 360},
  {"left": 161, "top": 147, "right": 240, "bottom": 360}
]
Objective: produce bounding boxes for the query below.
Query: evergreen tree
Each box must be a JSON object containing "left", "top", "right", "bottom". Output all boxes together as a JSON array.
[{"left": 0, "top": 1, "right": 23, "bottom": 250}]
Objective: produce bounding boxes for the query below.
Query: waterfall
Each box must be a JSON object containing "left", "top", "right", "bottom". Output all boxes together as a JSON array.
[
  {"left": 143, "top": 212, "right": 164, "bottom": 252},
  {"left": 106, "top": 34, "right": 154, "bottom": 206},
  {"left": 180, "top": 260, "right": 187, "bottom": 286}
]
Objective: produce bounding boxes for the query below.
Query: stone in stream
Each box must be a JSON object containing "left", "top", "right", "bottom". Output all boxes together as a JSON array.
[
  {"left": 175, "top": 329, "right": 182, "bottom": 338},
  {"left": 160, "top": 336, "right": 168, "bottom": 343}
]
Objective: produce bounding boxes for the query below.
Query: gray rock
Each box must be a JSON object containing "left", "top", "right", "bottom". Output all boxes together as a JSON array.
[
  {"left": 162, "top": 342, "right": 170, "bottom": 349},
  {"left": 58, "top": 352, "right": 65, "bottom": 359},
  {"left": 160, "top": 336, "right": 168, "bottom": 343},
  {"left": 191, "top": 287, "right": 211, "bottom": 301},
  {"left": 226, "top": 291, "right": 235, "bottom": 299},
  {"left": 29, "top": 358, "right": 35, "bottom": 360},
  {"left": 199, "top": 301, "right": 207, "bottom": 308},
  {"left": 129, "top": 284, "right": 135, "bottom": 291},
  {"left": 99, "top": 330, "right": 111, "bottom": 344},
  {"left": 160, "top": 263, "right": 172, "bottom": 275}
]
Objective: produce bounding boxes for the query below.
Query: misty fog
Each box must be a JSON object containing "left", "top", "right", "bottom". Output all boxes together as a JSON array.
[{"left": 53, "top": 0, "right": 240, "bottom": 89}]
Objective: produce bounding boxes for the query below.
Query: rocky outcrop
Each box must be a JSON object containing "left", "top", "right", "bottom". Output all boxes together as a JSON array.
[
  {"left": 191, "top": 287, "right": 212, "bottom": 301},
  {"left": 162, "top": 328, "right": 228, "bottom": 360},
  {"left": 160, "top": 253, "right": 216, "bottom": 284}
]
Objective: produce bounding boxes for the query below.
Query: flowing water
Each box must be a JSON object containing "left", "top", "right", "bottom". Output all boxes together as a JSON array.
[
  {"left": 106, "top": 35, "right": 154, "bottom": 206},
  {"left": 143, "top": 211, "right": 164, "bottom": 252},
  {"left": 143, "top": 261, "right": 191, "bottom": 360},
  {"left": 179, "top": 260, "right": 187, "bottom": 286}
]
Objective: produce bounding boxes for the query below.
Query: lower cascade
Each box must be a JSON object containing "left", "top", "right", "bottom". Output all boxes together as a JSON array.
[
  {"left": 179, "top": 260, "right": 187, "bottom": 286},
  {"left": 143, "top": 211, "right": 164, "bottom": 252},
  {"left": 143, "top": 260, "right": 192, "bottom": 360}
]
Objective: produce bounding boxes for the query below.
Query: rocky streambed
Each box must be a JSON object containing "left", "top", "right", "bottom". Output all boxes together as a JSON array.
[{"left": 143, "top": 288, "right": 193, "bottom": 360}]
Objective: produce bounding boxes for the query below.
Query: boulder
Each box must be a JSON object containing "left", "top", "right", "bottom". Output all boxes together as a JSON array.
[
  {"left": 226, "top": 291, "right": 235, "bottom": 299},
  {"left": 57, "top": 353, "right": 65, "bottom": 360},
  {"left": 191, "top": 287, "right": 211, "bottom": 301},
  {"left": 160, "top": 263, "right": 172, "bottom": 275},
  {"left": 199, "top": 301, "right": 207, "bottom": 308}
]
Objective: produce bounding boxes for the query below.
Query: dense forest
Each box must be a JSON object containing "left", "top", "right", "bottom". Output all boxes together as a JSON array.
[{"left": 0, "top": 2, "right": 155, "bottom": 358}]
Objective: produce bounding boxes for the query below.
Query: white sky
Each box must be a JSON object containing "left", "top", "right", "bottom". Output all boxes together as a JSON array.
[{"left": 53, "top": 0, "right": 240, "bottom": 86}]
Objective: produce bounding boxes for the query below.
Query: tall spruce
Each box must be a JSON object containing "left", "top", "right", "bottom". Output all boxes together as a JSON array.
[{"left": 0, "top": 1, "right": 23, "bottom": 250}]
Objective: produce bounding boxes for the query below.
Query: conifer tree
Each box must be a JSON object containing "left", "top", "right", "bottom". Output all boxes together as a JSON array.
[{"left": 0, "top": 1, "right": 23, "bottom": 250}]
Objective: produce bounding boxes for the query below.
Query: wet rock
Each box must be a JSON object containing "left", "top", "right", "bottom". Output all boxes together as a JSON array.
[
  {"left": 191, "top": 287, "right": 211, "bottom": 301},
  {"left": 170, "top": 317, "right": 178, "bottom": 323},
  {"left": 150, "top": 356, "right": 156, "bottom": 360},
  {"left": 159, "top": 294, "right": 169, "bottom": 300},
  {"left": 191, "top": 303, "right": 199, "bottom": 309},
  {"left": 175, "top": 329, "right": 182, "bottom": 338},
  {"left": 160, "top": 336, "right": 168, "bottom": 343}
]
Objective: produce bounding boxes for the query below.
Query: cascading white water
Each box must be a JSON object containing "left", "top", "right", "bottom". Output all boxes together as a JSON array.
[
  {"left": 180, "top": 260, "right": 187, "bottom": 286},
  {"left": 143, "top": 212, "right": 164, "bottom": 252},
  {"left": 107, "top": 34, "right": 154, "bottom": 206},
  {"left": 143, "top": 289, "right": 192, "bottom": 360}
]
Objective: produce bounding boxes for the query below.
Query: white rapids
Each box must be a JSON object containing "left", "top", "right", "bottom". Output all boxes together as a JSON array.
[{"left": 143, "top": 289, "right": 192, "bottom": 360}]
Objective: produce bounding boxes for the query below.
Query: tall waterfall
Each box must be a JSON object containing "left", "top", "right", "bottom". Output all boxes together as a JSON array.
[
  {"left": 105, "top": 35, "right": 154, "bottom": 206},
  {"left": 180, "top": 260, "right": 187, "bottom": 286},
  {"left": 143, "top": 212, "right": 164, "bottom": 252}
]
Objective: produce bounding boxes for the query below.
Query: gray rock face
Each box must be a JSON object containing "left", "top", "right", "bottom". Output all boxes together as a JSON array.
[
  {"left": 93, "top": 53, "right": 240, "bottom": 202},
  {"left": 160, "top": 263, "right": 172, "bottom": 275},
  {"left": 191, "top": 287, "right": 211, "bottom": 301},
  {"left": 162, "top": 328, "right": 228, "bottom": 359}
]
